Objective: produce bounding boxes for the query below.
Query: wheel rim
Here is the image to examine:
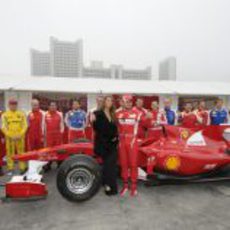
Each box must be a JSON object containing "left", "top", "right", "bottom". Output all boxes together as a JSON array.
[{"left": 66, "top": 168, "right": 94, "bottom": 194}]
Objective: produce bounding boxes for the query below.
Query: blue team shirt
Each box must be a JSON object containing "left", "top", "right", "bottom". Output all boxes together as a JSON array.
[
  {"left": 210, "top": 107, "right": 228, "bottom": 125},
  {"left": 66, "top": 109, "right": 86, "bottom": 129},
  {"left": 165, "top": 108, "right": 176, "bottom": 125}
]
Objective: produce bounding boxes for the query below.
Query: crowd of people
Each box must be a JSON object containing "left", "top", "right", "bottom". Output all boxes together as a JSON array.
[
  {"left": 0, "top": 95, "right": 229, "bottom": 197},
  {"left": 92, "top": 95, "right": 229, "bottom": 197}
]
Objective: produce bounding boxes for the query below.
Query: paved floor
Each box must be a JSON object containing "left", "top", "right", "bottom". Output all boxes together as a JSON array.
[{"left": 0, "top": 170, "right": 230, "bottom": 230}]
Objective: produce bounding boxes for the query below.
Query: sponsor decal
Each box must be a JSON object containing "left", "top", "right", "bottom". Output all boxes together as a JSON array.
[
  {"left": 165, "top": 155, "right": 181, "bottom": 171},
  {"left": 119, "top": 118, "right": 136, "bottom": 124},
  {"left": 204, "top": 164, "right": 217, "bottom": 170},
  {"left": 129, "top": 114, "right": 136, "bottom": 118},
  {"left": 187, "top": 131, "right": 206, "bottom": 146},
  {"left": 180, "top": 129, "right": 190, "bottom": 140}
]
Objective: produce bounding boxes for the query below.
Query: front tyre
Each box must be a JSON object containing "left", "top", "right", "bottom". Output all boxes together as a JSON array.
[{"left": 57, "top": 154, "right": 101, "bottom": 202}]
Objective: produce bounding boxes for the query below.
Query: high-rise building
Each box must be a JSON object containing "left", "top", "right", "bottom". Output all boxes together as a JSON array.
[
  {"left": 122, "top": 66, "right": 152, "bottom": 80},
  {"left": 159, "top": 57, "right": 176, "bottom": 80},
  {"left": 83, "top": 62, "right": 151, "bottom": 80},
  {"left": 30, "top": 37, "right": 152, "bottom": 80},
  {"left": 30, "top": 49, "right": 50, "bottom": 76},
  {"left": 50, "top": 37, "right": 83, "bottom": 78}
]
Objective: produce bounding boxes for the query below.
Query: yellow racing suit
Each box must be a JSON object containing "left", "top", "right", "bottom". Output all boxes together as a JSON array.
[{"left": 1, "top": 110, "right": 28, "bottom": 171}]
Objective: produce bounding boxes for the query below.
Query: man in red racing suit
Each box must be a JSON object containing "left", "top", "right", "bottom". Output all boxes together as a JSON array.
[
  {"left": 27, "top": 99, "right": 45, "bottom": 151},
  {"left": 133, "top": 97, "right": 147, "bottom": 138},
  {"left": 44, "top": 102, "right": 64, "bottom": 147},
  {"left": 179, "top": 103, "right": 199, "bottom": 128},
  {"left": 146, "top": 101, "right": 163, "bottom": 138},
  {"left": 194, "top": 101, "right": 209, "bottom": 126},
  {"left": 116, "top": 95, "right": 145, "bottom": 196}
]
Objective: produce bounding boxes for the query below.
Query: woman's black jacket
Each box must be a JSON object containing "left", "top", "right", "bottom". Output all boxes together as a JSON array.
[{"left": 93, "top": 110, "right": 118, "bottom": 157}]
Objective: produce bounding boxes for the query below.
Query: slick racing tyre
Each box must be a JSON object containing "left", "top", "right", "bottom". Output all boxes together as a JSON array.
[{"left": 57, "top": 154, "right": 101, "bottom": 202}]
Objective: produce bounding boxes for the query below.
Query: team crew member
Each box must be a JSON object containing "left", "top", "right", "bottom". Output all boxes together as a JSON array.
[
  {"left": 159, "top": 98, "right": 177, "bottom": 125},
  {"left": 116, "top": 94, "right": 142, "bottom": 196},
  {"left": 27, "top": 99, "right": 45, "bottom": 150},
  {"left": 133, "top": 98, "right": 148, "bottom": 138},
  {"left": 44, "top": 102, "right": 64, "bottom": 171},
  {"left": 116, "top": 97, "right": 125, "bottom": 113},
  {"left": 88, "top": 95, "right": 104, "bottom": 124},
  {"left": 149, "top": 101, "right": 160, "bottom": 125},
  {"left": 0, "top": 111, "right": 4, "bottom": 176},
  {"left": 65, "top": 100, "right": 87, "bottom": 142},
  {"left": 93, "top": 96, "right": 118, "bottom": 195},
  {"left": 194, "top": 101, "right": 209, "bottom": 126},
  {"left": 87, "top": 95, "right": 104, "bottom": 140},
  {"left": 146, "top": 101, "right": 162, "bottom": 137},
  {"left": 1, "top": 99, "right": 28, "bottom": 175},
  {"left": 179, "top": 103, "right": 199, "bottom": 128},
  {"left": 133, "top": 98, "right": 147, "bottom": 116},
  {"left": 210, "top": 99, "right": 228, "bottom": 125},
  {"left": 44, "top": 102, "right": 64, "bottom": 147}
]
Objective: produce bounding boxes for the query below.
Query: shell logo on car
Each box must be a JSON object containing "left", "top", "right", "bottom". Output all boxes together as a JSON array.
[
  {"left": 165, "top": 155, "right": 181, "bottom": 171},
  {"left": 180, "top": 129, "right": 190, "bottom": 140}
]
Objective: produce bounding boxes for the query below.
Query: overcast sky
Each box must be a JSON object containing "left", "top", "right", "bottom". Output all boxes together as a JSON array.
[{"left": 0, "top": 0, "right": 230, "bottom": 81}]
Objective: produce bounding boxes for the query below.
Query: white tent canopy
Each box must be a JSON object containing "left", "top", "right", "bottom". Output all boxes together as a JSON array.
[{"left": 0, "top": 75, "right": 230, "bottom": 96}]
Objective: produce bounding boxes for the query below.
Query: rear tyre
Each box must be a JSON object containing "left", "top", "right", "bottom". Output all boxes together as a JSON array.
[{"left": 57, "top": 154, "right": 101, "bottom": 202}]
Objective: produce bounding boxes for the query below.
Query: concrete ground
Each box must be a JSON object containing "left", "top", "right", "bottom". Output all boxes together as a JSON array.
[{"left": 0, "top": 169, "right": 230, "bottom": 230}]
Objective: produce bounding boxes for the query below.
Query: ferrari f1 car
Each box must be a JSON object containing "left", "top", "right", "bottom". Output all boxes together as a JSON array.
[{"left": 5, "top": 125, "right": 230, "bottom": 202}]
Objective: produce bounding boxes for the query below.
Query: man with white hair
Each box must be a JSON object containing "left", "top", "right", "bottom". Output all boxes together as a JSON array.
[
  {"left": 88, "top": 95, "right": 104, "bottom": 124},
  {"left": 27, "top": 99, "right": 45, "bottom": 150}
]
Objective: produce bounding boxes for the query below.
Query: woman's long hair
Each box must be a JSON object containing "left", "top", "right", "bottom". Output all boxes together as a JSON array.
[{"left": 101, "top": 95, "right": 116, "bottom": 121}]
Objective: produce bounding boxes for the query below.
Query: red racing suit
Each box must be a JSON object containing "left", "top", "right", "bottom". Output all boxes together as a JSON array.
[
  {"left": 194, "top": 109, "right": 209, "bottom": 126},
  {"left": 27, "top": 109, "right": 45, "bottom": 150},
  {"left": 146, "top": 109, "right": 163, "bottom": 138},
  {"left": 44, "top": 111, "right": 64, "bottom": 147},
  {"left": 132, "top": 106, "right": 147, "bottom": 138},
  {"left": 179, "top": 111, "right": 199, "bottom": 128},
  {"left": 116, "top": 108, "right": 142, "bottom": 185}
]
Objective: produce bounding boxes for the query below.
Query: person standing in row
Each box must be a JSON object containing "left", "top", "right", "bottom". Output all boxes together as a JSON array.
[
  {"left": 1, "top": 99, "right": 27, "bottom": 175},
  {"left": 159, "top": 98, "right": 177, "bottom": 125},
  {"left": 133, "top": 98, "right": 148, "bottom": 138},
  {"left": 93, "top": 96, "right": 118, "bottom": 195},
  {"left": 210, "top": 99, "right": 228, "bottom": 125},
  {"left": 65, "top": 100, "right": 87, "bottom": 142},
  {"left": 44, "top": 101, "right": 64, "bottom": 147},
  {"left": 116, "top": 97, "right": 125, "bottom": 113},
  {"left": 0, "top": 111, "right": 5, "bottom": 176},
  {"left": 88, "top": 95, "right": 104, "bottom": 124},
  {"left": 27, "top": 99, "right": 45, "bottom": 151},
  {"left": 194, "top": 101, "right": 209, "bottom": 126},
  {"left": 44, "top": 102, "right": 64, "bottom": 171},
  {"left": 116, "top": 95, "right": 142, "bottom": 196},
  {"left": 146, "top": 101, "right": 162, "bottom": 138},
  {"left": 179, "top": 103, "right": 199, "bottom": 128}
]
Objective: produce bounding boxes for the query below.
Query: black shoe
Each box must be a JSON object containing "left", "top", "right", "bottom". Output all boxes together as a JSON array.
[
  {"left": 104, "top": 185, "right": 118, "bottom": 196},
  {"left": 105, "top": 190, "right": 118, "bottom": 196}
]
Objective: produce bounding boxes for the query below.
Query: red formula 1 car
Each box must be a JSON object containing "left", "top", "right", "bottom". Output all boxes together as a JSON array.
[{"left": 5, "top": 125, "right": 230, "bottom": 202}]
